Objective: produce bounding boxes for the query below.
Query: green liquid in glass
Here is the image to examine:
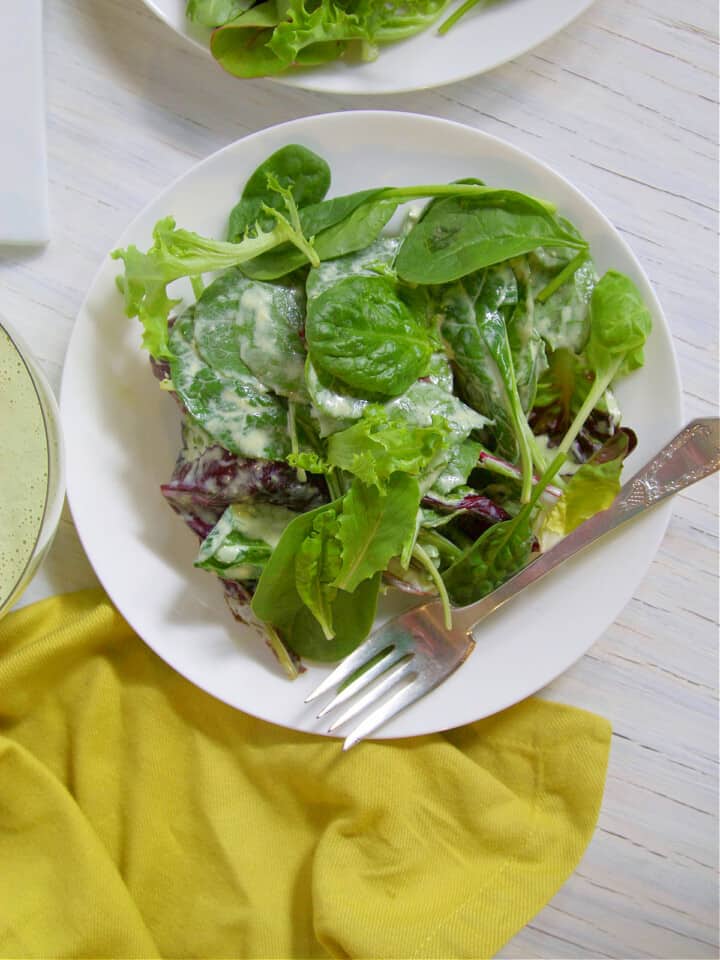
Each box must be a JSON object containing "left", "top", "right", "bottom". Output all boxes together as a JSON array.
[{"left": 0, "top": 326, "right": 49, "bottom": 610}]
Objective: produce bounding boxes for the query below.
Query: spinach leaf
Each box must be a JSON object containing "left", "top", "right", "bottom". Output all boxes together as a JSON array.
[
  {"left": 396, "top": 192, "right": 587, "bottom": 285},
  {"left": 439, "top": 267, "right": 535, "bottom": 499},
  {"left": 551, "top": 270, "right": 651, "bottom": 460},
  {"left": 305, "top": 358, "right": 368, "bottom": 432},
  {"left": 305, "top": 237, "right": 400, "bottom": 301},
  {"left": 285, "top": 576, "right": 380, "bottom": 661},
  {"left": 431, "top": 438, "right": 482, "bottom": 495},
  {"left": 532, "top": 255, "right": 596, "bottom": 353},
  {"left": 441, "top": 449, "right": 566, "bottom": 605},
  {"left": 586, "top": 270, "right": 652, "bottom": 378},
  {"left": 228, "top": 143, "right": 331, "bottom": 241},
  {"left": 194, "top": 502, "right": 297, "bottom": 580},
  {"left": 251, "top": 499, "right": 382, "bottom": 660},
  {"left": 252, "top": 502, "right": 333, "bottom": 629},
  {"left": 241, "top": 194, "right": 397, "bottom": 281},
  {"left": 169, "top": 308, "right": 291, "bottom": 460},
  {"left": 334, "top": 474, "right": 420, "bottom": 592},
  {"left": 507, "top": 270, "right": 547, "bottom": 412},
  {"left": 192, "top": 268, "right": 308, "bottom": 401},
  {"left": 442, "top": 512, "right": 535, "bottom": 606},
  {"left": 306, "top": 274, "right": 433, "bottom": 397}
]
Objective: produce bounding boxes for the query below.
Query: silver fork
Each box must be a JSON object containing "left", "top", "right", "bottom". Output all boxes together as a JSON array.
[{"left": 306, "top": 418, "right": 720, "bottom": 749}]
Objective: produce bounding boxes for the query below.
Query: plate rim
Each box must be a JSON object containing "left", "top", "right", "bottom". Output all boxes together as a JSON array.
[{"left": 60, "top": 110, "right": 684, "bottom": 739}]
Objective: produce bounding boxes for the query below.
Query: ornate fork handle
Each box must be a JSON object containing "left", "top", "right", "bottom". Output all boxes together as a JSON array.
[
  {"left": 616, "top": 418, "right": 720, "bottom": 512},
  {"left": 452, "top": 418, "right": 720, "bottom": 636}
]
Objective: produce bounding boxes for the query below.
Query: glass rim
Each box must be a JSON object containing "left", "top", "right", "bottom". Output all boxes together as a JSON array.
[{"left": 0, "top": 319, "right": 52, "bottom": 615}]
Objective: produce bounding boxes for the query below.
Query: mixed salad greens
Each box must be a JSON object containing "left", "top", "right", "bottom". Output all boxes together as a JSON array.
[
  {"left": 113, "top": 143, "right": 651, "bottom": 678},
  {"left": 186, "top": 0, "right": 501, "bottom": 78}
]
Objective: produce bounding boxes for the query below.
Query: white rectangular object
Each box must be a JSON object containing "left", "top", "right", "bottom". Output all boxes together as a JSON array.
[{"left": 0, "top": 0, "right": 49, "bottom": 245}]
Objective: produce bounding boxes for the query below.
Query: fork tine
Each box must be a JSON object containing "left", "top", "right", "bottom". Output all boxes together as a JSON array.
[
  {"left": 342, "top": 679, "right": 430, "bottom": 751},
  {"left": 316, "top": 648, "right": 407, "bottom": 719},
  {"left": 327, "top": 659, "right": 415, "bottom": 732},
  {"left": 304, "top": 632, "right": 398, "bottom": 703}
]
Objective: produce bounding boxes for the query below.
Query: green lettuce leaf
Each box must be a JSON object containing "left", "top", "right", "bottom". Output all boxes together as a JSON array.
[
  {"left": 113, "top": 191, "right": 317, "bottom": 359},
  {"left": 326, "top": 408, "right": 448, "bottom": 488},
  {"left": 334, "top": 474, "right": 420, "bottom": 592}
]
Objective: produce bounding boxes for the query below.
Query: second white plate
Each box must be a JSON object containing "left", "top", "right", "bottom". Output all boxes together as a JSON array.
[{"left": 141, "top": 0, "right": 595, "bottom": 94}]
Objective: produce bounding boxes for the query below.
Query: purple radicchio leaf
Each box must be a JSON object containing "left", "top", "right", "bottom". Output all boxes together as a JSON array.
[
  {"left": 222, "top": 579, "right": 306, "bottom": 676},
  {"left": 421, "top": 492, "right": 511, "bottom": 540},
  {"left": 161, "top": 429, "right": 329, "bottom": 539},
  {"left": 530, "top": 406, "right": 634, "bottom": 464}
]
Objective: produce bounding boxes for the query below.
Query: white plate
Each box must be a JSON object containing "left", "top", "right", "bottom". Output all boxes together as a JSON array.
[
  {"left": 141, "top": 0, "right": 595, "bottom": 94},
  {"left": 61, "top": 111, "right": 682, "bottom": 739}
]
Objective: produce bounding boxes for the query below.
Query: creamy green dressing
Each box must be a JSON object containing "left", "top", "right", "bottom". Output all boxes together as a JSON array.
[{"left": 0, "top": 327, "right": 49, "bottom": 611}]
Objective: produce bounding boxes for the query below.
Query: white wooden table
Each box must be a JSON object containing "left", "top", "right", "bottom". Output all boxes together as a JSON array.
[{"left": 3, "top": 0, "right": 717, "bottom": 956}]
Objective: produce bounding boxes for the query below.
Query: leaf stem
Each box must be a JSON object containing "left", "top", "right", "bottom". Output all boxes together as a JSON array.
[
  {"left": 379, "top": 184, "right": 560, "bottom": 217},
  {"left": 413, "top": 543, "right": 453, "bottom": 629},
  {"left": 557, "top": 357, "right": 623, "bottom": 458},
  {"left": 438, "top": 0, "right": 488, "bottom": 35},
  {"left": 287, "top": 401, "right": 306, "bottom": 483},
  {"left": 536, "top": 250, "right": 589, "bottom": 304},
  {"left": 264, "top": 624, "right": 300, "bottom": 681},
  {"left": 419, "top": 527, "right": 463, "bottom": 562}
]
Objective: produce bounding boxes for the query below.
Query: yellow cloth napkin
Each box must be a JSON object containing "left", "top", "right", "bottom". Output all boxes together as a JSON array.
[{"left": 0, "top": 589, "right": 611, "bottom": 960}]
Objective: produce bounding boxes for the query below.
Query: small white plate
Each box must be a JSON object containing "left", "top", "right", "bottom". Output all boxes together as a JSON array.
[
  {"left": 61, "top": 111, "right": 682, "bottom": 739},
  {"left": 141, "top": 0, "right": 594, "bottom": 94}
]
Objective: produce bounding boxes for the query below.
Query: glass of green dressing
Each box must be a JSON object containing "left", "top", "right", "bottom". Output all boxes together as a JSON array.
[{"left": 0, "top": 318, "right": 65, "bottom": 619}]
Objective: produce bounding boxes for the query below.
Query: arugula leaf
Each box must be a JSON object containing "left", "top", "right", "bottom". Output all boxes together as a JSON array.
[
  {"left": 112, "top": 206, "right": 317, "bottom": 359},
  {"left": 396, "top": 192, "right": 588, "bottom": 285},
  {"left": 334, "top": 474, "right": 420, "bottom": 592},
  {"left": 437, "top": 0, "right": 489, "bottom": 35},
  {"left": 441, "top": 448, "right": 565, "bottom": 606},
  {"left": 306, "top": 275, "right": 433, "bottom": 397}
]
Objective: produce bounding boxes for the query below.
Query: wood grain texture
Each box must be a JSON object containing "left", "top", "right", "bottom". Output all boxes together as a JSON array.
[{"left": 1, "top": 0, "right": 717, "bottom": 956}]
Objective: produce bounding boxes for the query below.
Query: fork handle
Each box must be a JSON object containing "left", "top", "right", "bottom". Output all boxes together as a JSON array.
[{"left": 452, "top": 418, "right": 720, "bottom": 635}]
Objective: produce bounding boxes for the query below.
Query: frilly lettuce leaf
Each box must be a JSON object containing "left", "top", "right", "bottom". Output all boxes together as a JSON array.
[{"left": 112, "top": 181, "right": 317, "bottom": 360}]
